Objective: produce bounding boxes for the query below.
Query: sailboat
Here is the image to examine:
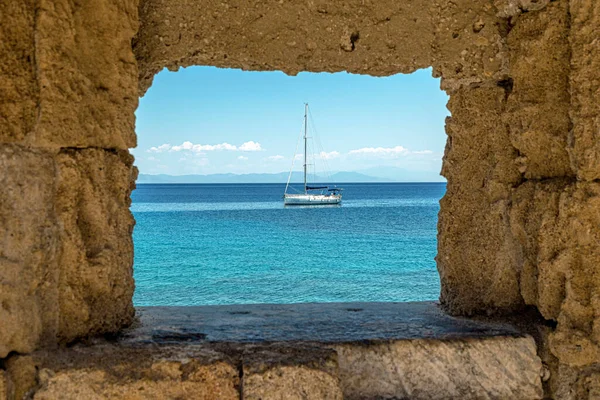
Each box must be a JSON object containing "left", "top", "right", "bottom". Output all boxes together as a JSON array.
[{"left": 283, "top": 104, "right": 343, "bottom": 206}]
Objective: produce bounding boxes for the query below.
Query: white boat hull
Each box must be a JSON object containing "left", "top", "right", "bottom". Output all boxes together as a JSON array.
[{"left": 284, "top": 194, "right": 342, "bottom": 206}]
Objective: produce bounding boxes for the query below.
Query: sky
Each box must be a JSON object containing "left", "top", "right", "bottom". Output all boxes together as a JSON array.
[{"left": 133, "top": 66, "right": 449, "bottom": 181}]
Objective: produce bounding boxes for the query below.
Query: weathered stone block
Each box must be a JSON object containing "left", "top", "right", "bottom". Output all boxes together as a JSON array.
[
  {"left": 55, "top": 148, "right": 137, "bottom": 342},
  {"left": 33, "top": 346, "right": 239, "bottom": 400},
  {"left": 432, "top": 0, "right": 506, "bottom": 91},
  {"left": 0, "top": 147, "right": 138, "bottom": 357},
  {"left": 438, "top": 86, "right": 522, "bottom": 316},
  {"left": 1, "top": 3, "right": 598, "bottom": 400},
  {"left": 136, "top": 0, "right": 435, "bottom": 94},
  {"left": 494, "top": 0, "right": 552, "bottom": 18},
  {"left": 5, "top": 355, "right": 37, "bottom": 400},
  {"left": 0, "top": 370, "right": 6, "bottom": 400},
  {"left": 242, "top": 345, "right": 342, "bottom": 400},
  {"left": 5, "top": 303, "right": 548, "bottom": 399},
  {"left": 33, "top": 0, "right": 138, "bottom": 149},
  {"left": 0, "top": 1, "right": 38, "bottom": 144},
  {"left": 552, "top": 364, "right": 600, "bottom": 400},
  {"left": 510, "top": 180, "right": 600, "bottom": 370},
  {"left": 569, "top": 0, "right": 600, "bottom": 181},
  {"left": 336, "top": 336, "right": 543, "bottom": 400},
  {"left": 509, "top": 180, "right": 566, "bottom": 316},
  {"left": 0, "top": 145, "right": 58, "bottom": 358},
  {"left": 505, "top": 0, "right": 573, "bottom": 179}
]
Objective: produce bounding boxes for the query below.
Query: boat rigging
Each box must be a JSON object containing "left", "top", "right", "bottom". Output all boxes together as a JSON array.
[{"left": 283, "top": 103, "right": 343, "bottom": 206}]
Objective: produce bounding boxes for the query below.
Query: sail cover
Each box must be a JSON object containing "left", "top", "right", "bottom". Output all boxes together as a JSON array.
[{"left": 306, "top": 186, "right": 328, "bottom": 190}]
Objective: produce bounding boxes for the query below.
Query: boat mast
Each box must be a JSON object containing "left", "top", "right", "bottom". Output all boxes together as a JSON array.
[{"left": 303, "top": 103, "right": 308, "bottom": 194}]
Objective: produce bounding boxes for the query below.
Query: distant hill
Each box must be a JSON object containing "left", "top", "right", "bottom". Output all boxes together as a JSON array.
[
  {"left": 357, "top": 166, "right": 445, "bottom": 183},
  {"left": 137, "top": 171, "right": 390, "bottom": 184}
]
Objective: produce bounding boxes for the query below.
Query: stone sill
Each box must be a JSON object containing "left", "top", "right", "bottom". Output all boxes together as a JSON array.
[
  {"left": 130, "top": 301, "right": 526, "bottom": 343},
  {"left": 22, "top": 302, "right": 544, "bottom": 399}
]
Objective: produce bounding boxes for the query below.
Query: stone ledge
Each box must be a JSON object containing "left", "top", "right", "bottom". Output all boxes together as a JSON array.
[
  {"left": 129, "top": 301, "right": 527, "bottom": 343},
  {"left": 13, "top": 302, "right": 544, "bottom": 399}
]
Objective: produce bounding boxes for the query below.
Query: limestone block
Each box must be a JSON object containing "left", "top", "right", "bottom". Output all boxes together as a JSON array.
[
  {"left": 242, "top": 346, "right": 342, "bottom": 400},
  {"left": 33, "top": 346, "right": 239, "bottom": 400},
  {"left": 136, "top": 0, "right": 435, "bottom": 94},
  {"left": 335, "top": 336, "right": 543, "bottom": 400},
  {"left": 0, "top": 1, "right": 38, "bottom": 144},
  {"left": 553, "top": 364, "right": 600, "bottom": 400},
  {"left": 33, "top": 0, "right": 138, "bottom": 149},
  {"left": 5, "top": 355, "right": 37, "bottom": 400},
  {"left": 0, "top": 145, "right": 58, "bottom": 358},
  {"left": 509, "top": 180, "right": 565, "bottom": 314},
  {"left": 432, "top": 0, "right": 506, "bottom": 91},
  {"left": 494, "top": 0, "right": 552, "bottom": 18},
  {"left": 55, "top": 148, "right": 137, "bottom": 342},
  {"left": 578, "top": 371, "right": 600, "bottom": 400},
  {"left": 0, "top": 370, "right": 6, "bottom": 400},
  {"left": 438, "top": 86, "right": 522, "bottom": 316},
  {"left": 569, "top": 0, "right": 600, "bottom": 180},
  {"left": 510, "top": 181, "right": 600, "bottom": 369},
  {"left": 505, "top": 1, "right": 573, "bottom": 179}
]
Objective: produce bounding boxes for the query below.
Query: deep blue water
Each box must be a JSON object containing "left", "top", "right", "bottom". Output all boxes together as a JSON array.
[{"left": 131, "top": 183, "right": 445, "bottom": 306}]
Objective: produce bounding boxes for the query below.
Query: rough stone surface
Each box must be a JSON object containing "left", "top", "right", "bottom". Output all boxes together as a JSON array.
[
  {"left": 1, "top": 0, "right": 138, "bottom": 149},
  {"left": 336, "top": 336, "right": 543, "bottom": 400},
  {"left": 0, "top": 1, "right": 38, "bottom": 144},
  {"left": 432, "top": 0, "right": 507, "bottom": 90},
  {"left": 1, "top": 0, "right": 140, "bottom": 358},
  {"left": 438, "top": 86, "right": 522, "bottom": 316},
  {"left": 0, "top": 370, "right": 6, "bottom": 400},
  {"left": 27, "top": 336, "right": 543, "bottom": 400},
  {"left": 495, "top": 0, "right": 553, "bottom": 18},
  {"left": 243, "top": 346, "right": 343, "bottom": 400},
  {"left": 0, "top": 145, "right": 58, "bottom": 358},
  {"left": 2, "top": 0, "right": 600, "bottom": 398},
  {"left": 5, "top": 355, "right": 37, "bottom": 400},
  {"left": 34, "top": 0, "right": 139, "bottom": 149},
  {"left": 569, "top": 0, "right": 600, "bottom": 180},
  {"left": 55, "top": 148, "right": 137, "bottom": 342},
  {"left": 16, "top": 304, "right": 544, "bottom": 399},
  {"left": 510, "top": 181, "right": 600, "bottom": 374},
  {"left": 131, "top": 304, "right": 543, "bottom": 399},
  {"left": 505, "top": 0, "right": 573, "bottom": 179},
  {"left": 135, "top": 0, "right": 436, "bottom": 94},
  {"left": 552, "top": 364, "right": 600, "bottom": 400},
  {"left": 0, "top": 147, "right": 137, "bottom": 358},
  {"left": 32, "top": 346, "right": 239, "bottom": 400},
  {"left": 130, "top": 302, "right": 527, "bottom": 343}
]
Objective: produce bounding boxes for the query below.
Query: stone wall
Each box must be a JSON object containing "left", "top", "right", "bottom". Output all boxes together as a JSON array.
[
  {"left": 0, "top": 0, "right": 139, "bottom": 357},
  {"left": 1, "top": 0, "right": 598, "bottom": 398}
]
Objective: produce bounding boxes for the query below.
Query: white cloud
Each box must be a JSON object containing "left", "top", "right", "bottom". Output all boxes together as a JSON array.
[
  {"left": 196, "top": 143, "right": 236, "bottom": 152},
  {"left": 171, "top": 141, "right": 194, "bottom": 151},
  {"left": 239, "top": 141, "right": 263, "bottom": 152},
  {"left": 237, "top": 156, "right": 249, "bottom": 161},
  {"left": 413, "top": 150, "right": 433, "bottom": 155},
  {"left": 349, "top": 146, "right": 409, "bottom": 156},
  {"left": 150, "top": 140, "right": 263, "bottom": 153},
  {"left": 319, "top": 151, "right": 340, "bottom": 160},
  {"left": 267, "top": 155, "right": 285, "bottom": 161},
  {"left": 148, "top": 144, "right": 172, "bottom": 153}
]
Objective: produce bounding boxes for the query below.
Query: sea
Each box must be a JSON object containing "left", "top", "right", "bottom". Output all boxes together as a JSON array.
[{"left": 131, "top": 183, "right": 445, "bottom": 306}]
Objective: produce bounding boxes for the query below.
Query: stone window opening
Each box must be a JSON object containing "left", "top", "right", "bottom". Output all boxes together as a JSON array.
[
  {"left": 131, "top": 65, "right": 447, "bottom": 307},
  {"left": 1, "top": 1, "right": 597, "bottom": 398}
]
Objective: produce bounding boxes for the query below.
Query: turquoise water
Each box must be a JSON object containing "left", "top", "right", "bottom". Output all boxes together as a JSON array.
[{"left": 132, "top": 183, "right": 444, "bottom": 306}]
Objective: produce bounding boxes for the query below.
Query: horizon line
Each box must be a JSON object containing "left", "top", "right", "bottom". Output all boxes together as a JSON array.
[{"left": 135, "top": 181, "right": 446, "bottom": 184}]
